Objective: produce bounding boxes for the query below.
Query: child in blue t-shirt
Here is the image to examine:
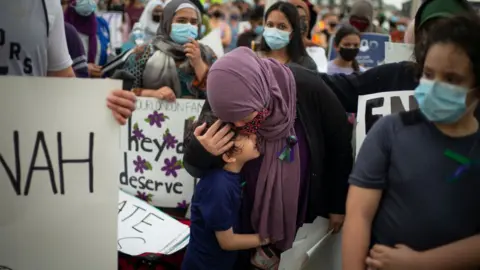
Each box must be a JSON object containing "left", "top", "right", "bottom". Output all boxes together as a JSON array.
[{"left": 182, "top": 113, "right": 269, "bottom": 270}]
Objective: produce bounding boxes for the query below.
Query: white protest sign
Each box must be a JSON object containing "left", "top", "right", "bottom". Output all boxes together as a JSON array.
[
  {"left": 0, "top": 77, "right": 122, "bottom": 270},
  {"left": 119, "top": 98, "right": 204, "bottom": 208},
  {"left": 306, "top": 47, "right": 328, "bottom": 73},
  {"left": 356, "top": 91, "right": 416, "bottom": 154},
  {"left": 118, "top": 190, "right": 190, "bottom": 256},
  {"left": 279, "top": 217, "right": 342, "bottom": 270},
  {"left": 200, "top": 29, "right": 224, "bottom": 58},
  {"left": 384, "top": 42, "right": 414, "bottom": 64}
]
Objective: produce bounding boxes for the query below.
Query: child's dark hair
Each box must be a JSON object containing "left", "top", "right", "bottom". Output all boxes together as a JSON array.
[
  {"left": 334, "top": 25, "right": 361, "bottom": 72},
  {"left": 415, "top": 13, "right": 480, "bottom": 90},
  {"left": 188, "top": 112, "right": 240, "bottom": 168}
]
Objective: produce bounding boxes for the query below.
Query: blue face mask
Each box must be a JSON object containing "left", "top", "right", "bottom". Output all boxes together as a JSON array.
[
  {"left": 170, "top": 23, "right": 198, "bottom": 44},
  {"left": 74, "top": 0, "right": 97, "bottom": 16},
  {"left": 254, "top": 25, "right": 264, "bottom": 35},
  {"left": 262, "top": 27, "right": 290, "bottom": 50},
  {"left": 414, "top": 78, "right": 475, "bottom": 123},
  {"left": 397, "top": 25, "right": 406, "bottom": 32},
  {"left": 200, "top": 25, "right": 206, "bottom": 35},
  {"left": 204, "top": 3, "right": 210, "bottom": 10}
]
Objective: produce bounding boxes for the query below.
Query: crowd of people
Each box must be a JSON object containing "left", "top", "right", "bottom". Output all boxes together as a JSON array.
[{"left": 1, "top": 0, "right": 480, "bottom": 269}]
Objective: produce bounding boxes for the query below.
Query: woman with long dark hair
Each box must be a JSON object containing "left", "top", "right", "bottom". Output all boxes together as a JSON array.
[
  {"left": 257, "top": 1, "right": 317, "bottom": 71},
  {"left": 327, "top": 25, "right": 364, "bottom": 75}
]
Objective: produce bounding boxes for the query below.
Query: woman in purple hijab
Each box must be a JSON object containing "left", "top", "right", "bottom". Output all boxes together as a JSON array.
[{"left": 184, "top": 47, "right": 353, "bottom": 268}]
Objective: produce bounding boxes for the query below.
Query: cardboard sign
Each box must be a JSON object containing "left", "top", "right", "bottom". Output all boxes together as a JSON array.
[
  {"left": 118, "top": 190, "right": 190, "bottom": 256},
  {"left": 119, "top": 98, "right": 204, "bottom": 208},
  {"left": 356, "top": 91, "right": 417, "bottom": 154},
  {"left": 0, "top": 77, "right": 122, "bottom": 270},
  {"left": 328, "top": 33, "right": 391, "bottom": 68}
]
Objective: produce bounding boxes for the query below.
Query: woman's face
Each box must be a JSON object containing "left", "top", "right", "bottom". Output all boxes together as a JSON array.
[
  {"left": 423, "top": 42, "right": 477, "bottom": 105},
  {"left": 265, "top": 10, "right": 293, "bottom": 34},
  {"left": 172, "top": 8, "right": 198, "bottom": 25},
  {"left": 336, "top": 34, "right": 360, "bottom": 51}
]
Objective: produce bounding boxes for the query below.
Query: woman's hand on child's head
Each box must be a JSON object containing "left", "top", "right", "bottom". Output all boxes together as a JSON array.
[
  {"left": 194, "top": 120, "right": 235, "bottom": 156},
  {"left": 137, "top": 87, "right": 176, "bottom": 102}
]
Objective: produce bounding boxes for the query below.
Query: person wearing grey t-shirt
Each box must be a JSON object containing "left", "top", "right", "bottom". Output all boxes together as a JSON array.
[
  {"left": 0, "top": 0, "right": 74, "bottom": 77},
  {"left": 343, "top": 14, "right": 480, "bottom": 270}
]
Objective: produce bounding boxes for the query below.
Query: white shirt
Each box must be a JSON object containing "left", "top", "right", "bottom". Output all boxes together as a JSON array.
[{"left": 0, "top": 0, "right": 72, "bottom": 76}]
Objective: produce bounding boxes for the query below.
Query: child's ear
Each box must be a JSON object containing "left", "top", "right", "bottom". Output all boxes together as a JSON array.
[{"left": 222, "top": 153, "right": 236, "bottom": 163}]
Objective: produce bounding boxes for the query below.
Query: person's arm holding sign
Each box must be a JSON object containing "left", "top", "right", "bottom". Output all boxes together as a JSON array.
[
  {"left": 342, "top": 116, "right": 391, "bottom": 270},
  {"left": 366, "top": 235, "right": 480, "bottom": 270}
]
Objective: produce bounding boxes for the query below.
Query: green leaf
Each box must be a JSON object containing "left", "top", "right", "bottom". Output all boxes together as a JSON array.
[
  {"left": 164, "top": 115, "right": 170, "bottom": 119},
  {"left": 144, "top": 118, "right": 150, "bottom": 123},
  {"left": 175, "top": 160, "right": 184, "bottom": 168},
  {"left": 187, "top": 116, "right": 196, "bottom": 121},
  {"left": 133, "top": 123, "right": 139, "bottom": 130},
  {"left": 164, "top": 128, "right": 170, "bottom": 135},
  {"left": 145, "top": 161, "right": 153, "bottom": 170}
]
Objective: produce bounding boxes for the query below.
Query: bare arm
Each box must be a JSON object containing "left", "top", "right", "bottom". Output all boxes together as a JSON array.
[
  {"left": 47, "top": 66, "right": 75, "bottom": 77},
  {"left": 215, "top": 228, "right": 267, "bottom": 251},
  {"left": 343, "top": 186, "right": 382, "bottom": 270},
  {"left": 419, "top": 234, "right": 480, "bottom": 269}
]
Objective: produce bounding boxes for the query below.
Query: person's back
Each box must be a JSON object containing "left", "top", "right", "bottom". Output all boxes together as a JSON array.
[{"left": 0, "top": 0, "right": 73, "bottom": 77}]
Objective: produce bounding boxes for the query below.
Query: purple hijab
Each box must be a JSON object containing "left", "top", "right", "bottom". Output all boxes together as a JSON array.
[
  {"left": 64, "top": 5, "right": 97, "bottom": 63},
  {"left": 207, "top": 47, "right": 300, "bottom": 250}
]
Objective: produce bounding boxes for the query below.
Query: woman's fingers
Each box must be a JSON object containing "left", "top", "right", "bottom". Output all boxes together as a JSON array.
[
  {"left": 203, "top": 119, "right": 223, "bottom": 138},
  {"left": 217, "top": 141, "right": 235, "bottom": 154},
  {"left": 193, "top": 122, "right": 207, "bottom": 137},
  {"left": 215, "top": 131, "right": 235, "bottom": 148},
  {"left": 107, "top": 90, "right": 136, "bottom": 110},
  {"left": 112, "top": 110, "right": 127, "bottom": 125},
  {"left": 107, "top": 100, "right": 133, "bottom": 118},
  {"left": 212, "top": 124, "right": 232, "bottom": 141}
]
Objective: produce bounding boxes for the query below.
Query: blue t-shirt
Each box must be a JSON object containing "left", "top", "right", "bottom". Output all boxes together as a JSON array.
[{"left": 182, "top": 169, "right": 242, "bottom": 270}]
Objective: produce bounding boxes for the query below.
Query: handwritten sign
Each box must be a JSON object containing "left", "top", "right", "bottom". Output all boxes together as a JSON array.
[
  {"left": 120, "top": 98, "right": 204, "bottom": 208},
  {"left": 328, "top": 33, "right": 390, "bottom": 68},
  {"left": 356, "top": 91, "right": 417, "bottom": 154},
  {"left": 0, "top": 77, "right": 122, "bottom": 270},
  {"left": 118, "top": 190, "right": 190, "bottom": 256}
]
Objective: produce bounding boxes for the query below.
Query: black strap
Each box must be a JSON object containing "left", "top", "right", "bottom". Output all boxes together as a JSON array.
[{"left": 41, "top": 0, "right": 50, "bottom": 37}]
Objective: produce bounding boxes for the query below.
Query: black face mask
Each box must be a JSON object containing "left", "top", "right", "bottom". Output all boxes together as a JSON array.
[
  {"left": 339, "top": 47, "right": 359, "bottom": 61},
  {"left": 109, "top": 4, "right": 124, "bottom": 12},
  {"left": 230, "top": 14, "right": 240, "bottom": 21},
  {"left": 152, "top": 14, "right": 161, "bottom": 22}
]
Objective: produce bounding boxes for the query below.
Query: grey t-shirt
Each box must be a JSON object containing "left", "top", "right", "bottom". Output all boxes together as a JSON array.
[{"left": 350, "top": 112, "right": 480, "bottom": 251}]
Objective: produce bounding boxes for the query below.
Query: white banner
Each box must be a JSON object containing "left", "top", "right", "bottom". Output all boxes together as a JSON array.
[
  {"left": 120, "top": 98, "right": 204, "bottom": 208},
  {"left": 356, "top": 91, "right": 416, "bottom": 154},
  {"left": 118, "top": 190, "right": 190, "bottom": 256},
  {"left": 0, "top": 77, "right": 122, "bottom": 270}
]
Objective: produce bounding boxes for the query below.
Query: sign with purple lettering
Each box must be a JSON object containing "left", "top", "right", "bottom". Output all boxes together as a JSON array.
[
  {"left": 0, "top": 77, "right": 121, "bottom": 270},
  {"left": 120, "top": 98, "right": 204, "bottom": 208},
  {"left": 118, "top": 190, "right": 190, "bottom": 255}
]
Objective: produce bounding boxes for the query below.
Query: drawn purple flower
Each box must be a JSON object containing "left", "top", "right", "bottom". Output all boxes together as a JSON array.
[
  {"left": 132, "top": 123, "right": 145, "bottom": 139},
  {"left": 161, "top": 156, "right": 182, "bottom": 177},
  {"left": 163, "top": 129, "right": 178, "bottom": 149},
  {"left": 145, "top": 111, "right": 168, "bottom": 128},
  {"left": 136, "top": 191, "right": 153, "bottom": 203},
  {"left": 177, "top": 200, "right": 189, "bottom": 209},
  {"left": 133, "top": 155, "right": 152, "bottom": 174}
]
